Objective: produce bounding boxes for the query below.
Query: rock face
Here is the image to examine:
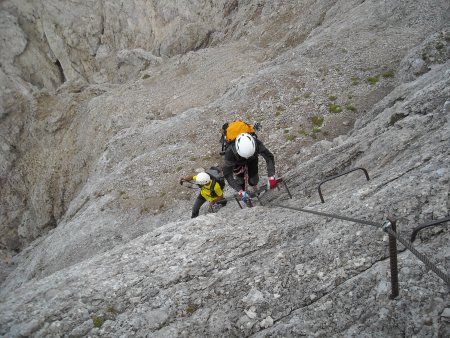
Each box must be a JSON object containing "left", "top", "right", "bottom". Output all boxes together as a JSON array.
[{"left": 0, "top": 0, "right": 449, "bottom": 337}]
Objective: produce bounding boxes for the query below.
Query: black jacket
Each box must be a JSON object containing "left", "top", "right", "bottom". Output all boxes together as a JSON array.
[{"left": 223, "top": 139, "right": 275, "bottom": 191}]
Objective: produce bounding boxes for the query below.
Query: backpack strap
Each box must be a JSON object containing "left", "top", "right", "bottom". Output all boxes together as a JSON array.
[
  {"left": 210, "top": 178, "right": 218, "bottom": 197},
  {"left": 207, "top": 167, "right": 222, "bottom": 198}
]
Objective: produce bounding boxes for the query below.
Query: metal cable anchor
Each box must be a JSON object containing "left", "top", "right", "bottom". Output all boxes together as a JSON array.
[{"left": 382, "top": 220, "right": 392, "bottom": 232}]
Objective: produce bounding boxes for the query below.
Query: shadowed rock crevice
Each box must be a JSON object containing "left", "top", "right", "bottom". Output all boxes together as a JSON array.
[{"left": 54, "top": 59, "right": 65, "bottom": 83}]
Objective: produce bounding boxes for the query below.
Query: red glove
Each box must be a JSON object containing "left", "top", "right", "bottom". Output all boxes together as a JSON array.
[{"left": 268, "top": 176, "right": 278, "bottom": 189}]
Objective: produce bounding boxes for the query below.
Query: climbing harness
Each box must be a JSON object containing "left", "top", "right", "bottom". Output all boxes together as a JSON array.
[
  {"left": 234, "top": 165, "right": 253, "bottom": 207},
  {"left": 229, "top": 164, "right": 292, "bottom": 209}
]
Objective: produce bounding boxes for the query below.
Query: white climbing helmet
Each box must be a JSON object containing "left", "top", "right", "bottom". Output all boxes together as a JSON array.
[
  {"left": 235, "top": 133, "right": 256, "bottom": 158},
  {"left": 195, "top": 172, "right": 210, "bottom": 185}
]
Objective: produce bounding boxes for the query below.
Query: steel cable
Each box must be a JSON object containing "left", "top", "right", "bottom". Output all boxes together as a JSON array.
[
  {"left": 270, "top": 203, "right": 381, "bottom": 227},
  {"left": 384, "top": 227, "right": 450, "bottom": 287},
  {"left": 270, "top": 202, "right": 450, "bottom": 287}
]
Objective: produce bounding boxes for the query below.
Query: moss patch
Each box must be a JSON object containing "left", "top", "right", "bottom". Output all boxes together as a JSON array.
[
  {"left": 367, "top": 76, "right": 379, "bottom": 85},
  {"left": 299, "top": 129, "right": 309, "bottom": 137},
  {"left": 345, "top": 103, "right": 357, "bottom": 112},
  {"left": 285, "top": 134, "right": 297, "bottom": 141},
  {"left": 311, "top": 115, "right": 324, "bottom": 127},
  {"left": 92, "top": 315, "right": 104, "bottom": 328},
  {"left": 186, "top": 304, "right": 200, "bottom": 315},
  {"left": 329, "top": 104, "right": 342, "bottom": 113},
  {"left": 276, "top": 105, "right": 285, "bottom": 113}
]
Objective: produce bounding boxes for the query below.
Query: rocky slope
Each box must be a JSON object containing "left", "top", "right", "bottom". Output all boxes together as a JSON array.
[{"left": 0, "top": 0, "right": 449, "bottom": 337}]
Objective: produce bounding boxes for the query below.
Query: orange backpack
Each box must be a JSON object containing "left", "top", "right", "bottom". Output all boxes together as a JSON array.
[
  {"left": 220, "top": 120, "right": 259, "bottom": 154},
  {"left": 225, "top": 120, "right": 255, "bottom": 142}
]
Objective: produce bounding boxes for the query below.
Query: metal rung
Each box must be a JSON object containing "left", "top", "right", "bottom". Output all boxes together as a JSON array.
[
  {"left": 318, "top": 167, "right": 370, "bottom": 203},
  {"left": 410, "top": 216, "right": 450, "bottom": 242}
]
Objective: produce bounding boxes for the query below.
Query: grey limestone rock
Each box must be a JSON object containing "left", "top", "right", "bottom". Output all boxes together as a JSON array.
[{"left": 0, "top": 0, "right": 449, "bottom": 337}]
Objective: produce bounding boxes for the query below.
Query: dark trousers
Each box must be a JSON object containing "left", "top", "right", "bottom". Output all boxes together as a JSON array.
[
  {"left": 191, "top": 195, "right": 228, "bottom": 218},
  {"left": 234, "top": 159, "right": 259, "bottom": 189}
]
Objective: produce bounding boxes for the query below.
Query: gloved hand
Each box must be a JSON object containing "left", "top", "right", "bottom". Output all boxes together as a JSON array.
[
  {"left": 239, "top": 190, "right": 249, "bottom": 203},
  {"left": 268, "top": 176, "right": 278, "bottom": 189},
  {"left": 179, "top": 177, "right": 186, "bottom": 185},
  {"left": 211, "top": 203, "right": 222, "bottom": 213}
]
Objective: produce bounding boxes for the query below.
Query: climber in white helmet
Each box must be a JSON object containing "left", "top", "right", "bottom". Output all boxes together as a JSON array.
[
  {"left": 222, "top": 132, "right": 277, "bottom": 204},
  {"left": 179, "top": 170, "right": 227, "bottom": 218}
]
